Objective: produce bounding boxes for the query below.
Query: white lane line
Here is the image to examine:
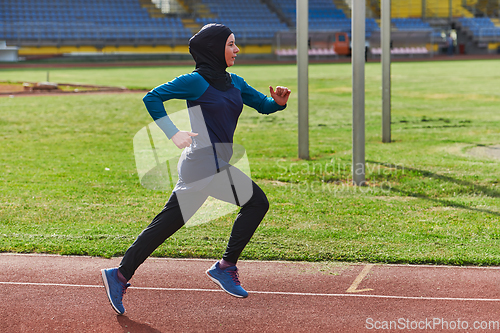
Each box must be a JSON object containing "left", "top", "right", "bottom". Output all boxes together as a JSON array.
[
  {"left": 0, "top": 281, "right": 103, "bottom": 288},
  {"left": 1, "top": 281, "right": 500, "bottom": 302}
]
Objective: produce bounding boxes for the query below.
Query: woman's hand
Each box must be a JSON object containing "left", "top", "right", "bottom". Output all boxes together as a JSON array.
[
  {"left": 269, "top": 86, "right": 291, "bottom": 106},
  {"left": 171, "top": 131, "right": 198, "bottom": 149}
]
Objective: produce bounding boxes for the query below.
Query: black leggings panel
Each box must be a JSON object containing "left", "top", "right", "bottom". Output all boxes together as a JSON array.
[{"left": 118, "top": 180, "right": 268, "bottom": 281}]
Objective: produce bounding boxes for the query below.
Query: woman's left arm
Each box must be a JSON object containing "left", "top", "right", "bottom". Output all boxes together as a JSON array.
[
  {"left": 233, "top": 74, "right": 291, "bottom": 114},
  {"left": 269, "top": 86, "right": 291, "bottom": 106}
]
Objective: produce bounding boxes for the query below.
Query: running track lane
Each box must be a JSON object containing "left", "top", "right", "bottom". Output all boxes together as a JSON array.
[{"left": 1, "top": 253, "right": 500, "bottom": 332}]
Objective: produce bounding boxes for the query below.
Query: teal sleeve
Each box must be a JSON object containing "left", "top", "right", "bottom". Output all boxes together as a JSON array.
[
  {"left": 231, "top": 74, "right": 286, "bottom": 115},
  {"left": 142, "top": 72, "right": 209, "bottom": 139}
]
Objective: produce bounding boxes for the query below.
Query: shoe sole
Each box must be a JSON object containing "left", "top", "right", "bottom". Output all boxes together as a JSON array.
[
  {"left": 101, "top": 269, "right": 125, "bottom": 315},
  {"left": 205, "top": 270, "right": 248, "bottom": 298}
]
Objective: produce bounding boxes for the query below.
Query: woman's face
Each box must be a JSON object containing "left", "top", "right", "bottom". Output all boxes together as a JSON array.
[{"left": 225, "top": 34, "right": 239, "bottom": 67}]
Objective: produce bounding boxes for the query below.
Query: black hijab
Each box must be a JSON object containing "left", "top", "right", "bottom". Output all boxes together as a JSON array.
[{"left": 189, "top": 23, "right": 233, "bottom": 92}]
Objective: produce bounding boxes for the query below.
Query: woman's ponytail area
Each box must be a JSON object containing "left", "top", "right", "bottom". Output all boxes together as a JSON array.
[{"left": 269, "top": 86, "right": 291, "bottom": 106}]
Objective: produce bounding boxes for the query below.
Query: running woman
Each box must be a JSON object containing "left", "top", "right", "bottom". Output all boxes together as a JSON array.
[{"left": 101, "top": 23, "right": 291, "bottom": 315}]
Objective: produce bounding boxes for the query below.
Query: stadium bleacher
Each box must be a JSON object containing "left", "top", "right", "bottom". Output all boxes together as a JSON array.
[
  {"left": 390, "top": 0, "right": 423, "bottom": 18},
  {"left": 274, "top": 0, "right": 347, "bottom": 24},
  {"left": 195, "top": 0, "right": 288, "bottom": 40},
  {"left": 0, "top": 0, "right": 498, "bottom": 59},
  {"left": 425, "top": 0, "right": 474, "bottom": 18},
  {"left": 458, "top": 17, "right": 500, "bottom": 41},
  {"left": 272, "top": 0, "right": 379, "bottom": 38},
  {"left": 0, "top": 0, "right": 193, "bottom": 46},
  {"left": 392, "top": 18, "right": 432, "bottom": 31},
  {"left": 390, "top": 17, "right": 442, "bottom": 40}
]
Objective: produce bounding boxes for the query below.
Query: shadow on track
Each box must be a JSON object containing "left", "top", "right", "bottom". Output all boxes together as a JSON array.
[{"left": 117, "top": 315, "right": 162, "bottom": 333}]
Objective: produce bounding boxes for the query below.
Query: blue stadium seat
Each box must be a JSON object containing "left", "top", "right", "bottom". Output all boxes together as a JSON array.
[
  {"left": 0, "top": 0, "right": 194, "bottom": 44},
  {"left": 199, "top": 0, "right": 288, "bottom": 40},
  {"left": 458, "top": 17, "right": 500, "bottom": 40},
  {"left": 392, "top": 18, "right": 432, "bottom": 31},
  {"left": 271, "top": 0, "right": 378, "bottom": 36}
]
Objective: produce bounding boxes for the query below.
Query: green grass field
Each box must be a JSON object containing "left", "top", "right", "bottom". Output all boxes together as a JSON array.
[{"left": 1, "top": 59, "right": 499, "bottom": 265}]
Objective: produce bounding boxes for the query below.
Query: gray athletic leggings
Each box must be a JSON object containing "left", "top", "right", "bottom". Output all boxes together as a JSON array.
[{"left": 118, "top": 168, "right": 269, "bottom": 281}]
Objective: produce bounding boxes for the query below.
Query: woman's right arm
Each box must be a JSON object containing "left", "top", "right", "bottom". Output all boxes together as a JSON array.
[{"left": 142, "top": 73, "right": 208, "bottom": 140}]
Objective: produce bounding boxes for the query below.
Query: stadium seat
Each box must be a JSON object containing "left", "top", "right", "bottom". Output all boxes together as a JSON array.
[
  {"left": 458, "top": 17, "right": 500, "bottom": 41},
  {"left": 392, "top": 18, "right": 432, "bottom": 32},
  {"left": 1, "top": 0, "right": 496, "bottom": 54},
  {"left": 0, "top": 0, "right": 193, "bottom": 45}
]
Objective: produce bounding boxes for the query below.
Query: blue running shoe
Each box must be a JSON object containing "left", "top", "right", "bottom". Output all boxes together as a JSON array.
[
  {"left": 206, "top": 262, "right": 248, "bottom": 298},
  {"left": 101, "top": 268, "right": 131, "bottom": 315}
]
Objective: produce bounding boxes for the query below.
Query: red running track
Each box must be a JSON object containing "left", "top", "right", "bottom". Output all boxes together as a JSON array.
[{"left": 1, "top": 253, "right": 500, "bottom": 332}]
